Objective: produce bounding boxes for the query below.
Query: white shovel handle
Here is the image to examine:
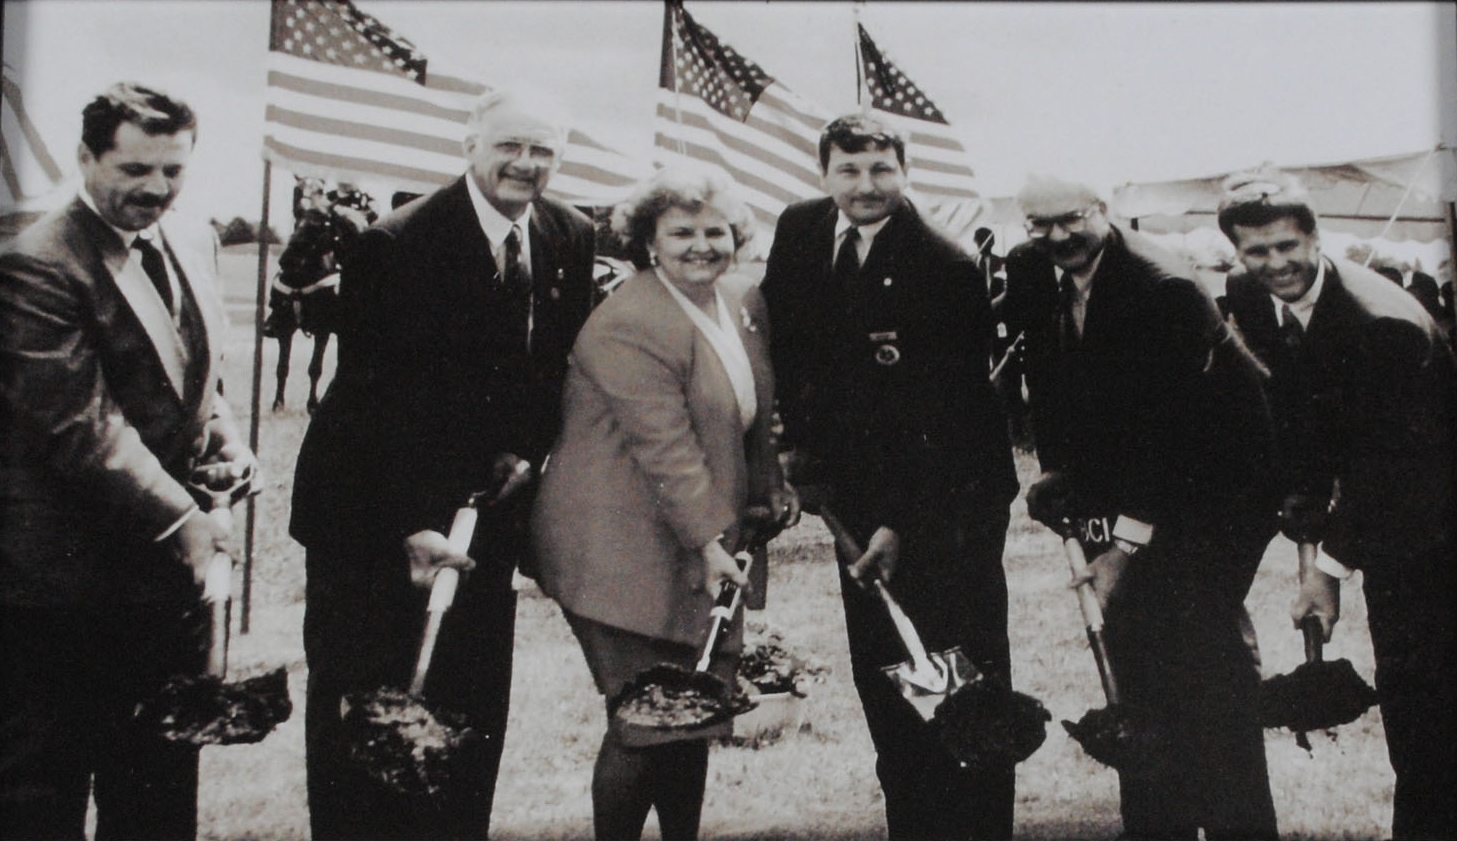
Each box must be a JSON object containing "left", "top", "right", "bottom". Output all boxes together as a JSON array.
[
  {"left": 873, "top": 580, "right": 939, "bottom": 678},
  {"left": 1063, "top": 536, "right": 1105, "bottom": 633},
  {"left": 409, "top": 502, "right": 479, "bottom": 695}
]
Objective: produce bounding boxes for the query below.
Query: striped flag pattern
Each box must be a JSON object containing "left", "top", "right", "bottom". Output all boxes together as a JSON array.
[
  {"left": 0, "top": 66, "right": 66, "bottom": 212},
  {"left": 857, "top": 24, "right": 982, "bottom": 236},
  {"left": 263, "top": 0, "right": 644, "bottom": 206},
  {"left": 653, "top": 2, "right": 831, "bottom": 234}
]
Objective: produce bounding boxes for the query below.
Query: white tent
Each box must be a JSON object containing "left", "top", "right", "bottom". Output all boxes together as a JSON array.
[{"left": 1112, "top": 146, "right": 1457, "bottom": 248}]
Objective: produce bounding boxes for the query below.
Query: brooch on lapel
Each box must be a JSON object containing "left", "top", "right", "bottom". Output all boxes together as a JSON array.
[{"left": 740, "top": 305, "right": 758, "bottom": 333}]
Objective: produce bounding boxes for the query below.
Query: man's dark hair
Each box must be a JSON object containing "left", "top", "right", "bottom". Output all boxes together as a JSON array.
[
  {"left": 1215, "top": 168, "right": 1318, "bottom": 245},
  {"left": 81, "top": 82, "right": 196, "bottom": 156},
  {"left": 817, "top": 113, "right": 906, "bottom": 172}
]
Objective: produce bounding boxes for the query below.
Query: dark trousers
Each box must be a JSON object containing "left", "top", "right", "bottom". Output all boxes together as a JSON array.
[
  {"left": 304, "top": 544, "right": 516, "bottom": 841},
  {"left": 1099, "top": 523, "right": 1278, "bottom": 841},
  {"left": 1362, "top": 544, "right": 1457, "bottom": 840},
  {"left": 0, "top": 604, "right": 207, "bottom": 841},
  {"left": 832, "top": 493, "right": 1015, "bottom": 841}
]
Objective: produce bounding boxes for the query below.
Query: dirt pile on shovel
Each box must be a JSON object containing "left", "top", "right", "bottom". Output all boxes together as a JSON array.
[
  {"left": 1062, "top": 706, "right": 1173, "bottom": 773},
  {"left": 1259, "top": 658, "right": 1377, "bottom": 749},
  {"left": 614, "top": 664, "right": 756, "bottom": 732},
  {"left": 135, "top": 667, "right": 292, "bottom": 745},
  {"left": 341, "top": 688, "right": 485, "bottom": 798},
  {"left": 932, "top": 677, "right": 1050, "bottom": 769}
]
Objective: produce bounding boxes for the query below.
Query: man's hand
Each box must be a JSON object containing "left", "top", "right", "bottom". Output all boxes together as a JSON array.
[
  {"left": 170, "top": 510, "right": 231, "bottom": 589},
  {"left": 1279, "top": 493, "right": 1330, "bottom": 544},
  {"left": 191, "top": 438, "right": 261, "bottom": 507},
  {"left": 702, "top": 539, "right": 749, "bottom": 592},
  {"left": 1070, "top": 544, "right": 1131, "bottom": 611},
  {"left": 779, "top": 449, "right": 827, "bottom": 515},
  {"left": 747, "top": 483, "right": 802, "bottom": 545},
  {"left": 486, "top": 453, "right": 533, "bottom": 506},
  {"left": 1291, "top": 566, "right": 1341, "bottom": 642},
  {"left": 1025, "top": 471, "right": 1074, "bottom": 532},
  {"left": 403, "top": 529, "right": 477, "bottom": 590},
  {"left": 848, "top": 526, "right": 901, "bottom": 587}
]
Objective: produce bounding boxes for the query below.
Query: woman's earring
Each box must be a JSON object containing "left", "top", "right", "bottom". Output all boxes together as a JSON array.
[{"left": 648, "top": 252, "right": 659, "bottom": 266}]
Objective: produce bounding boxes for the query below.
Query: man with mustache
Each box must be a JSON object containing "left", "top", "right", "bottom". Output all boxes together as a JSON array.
[
  {"left": 1006, "top": 176, "right": 1280, "bottom": 839},
  {"left": 1, "top": 82, "right": 255, "bottom": 839},
  {"left": 1219, "top": 169, "right": 1455, "bottom": 840},
  {"left": 290, "top": 88, "right": 596, "bottom": 839},
  {"left": 762, "top": 114, "right": 1020, "bottom": 839}
]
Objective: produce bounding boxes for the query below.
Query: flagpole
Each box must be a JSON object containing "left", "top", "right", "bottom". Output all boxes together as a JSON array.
[
  {"left": 853, "top": 2, "right": 869, "bottom": 115},
  {"left": 666, "top": 2, "right": 687, "bottom": 157},
  {"left": 242, "top": 159, "right": 272, "bottom": 634}
]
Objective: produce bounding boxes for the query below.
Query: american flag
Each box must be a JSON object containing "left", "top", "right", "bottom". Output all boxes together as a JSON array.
[
  {"left": 857, "top": 24, "right": 983, "bottom": 234},
  {"left": 0, "top": 65, "right": 66, "bottom": 213},
  {"left": 653, "top": 2, "right": 830, "bottom": 237},
  {"left": 263, "top": 0, "right": 644, "bottom": 206}
]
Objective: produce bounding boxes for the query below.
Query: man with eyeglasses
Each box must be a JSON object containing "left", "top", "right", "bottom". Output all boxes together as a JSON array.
[
  {"left": 1005, "top": 176, "right": 1280, "bottom": 839},
  {"left": 1219, "top": 169, "right": 1455, "bottom": 840},
  {"left": 290, "top": 88, "right": 596, "bottom": 839}
]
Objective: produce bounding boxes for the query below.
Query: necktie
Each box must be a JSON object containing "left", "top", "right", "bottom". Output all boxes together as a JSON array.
[
  {"left": 834, "top": 227, "right": 861, "bottom": 292},
  {"left": 1280, "top": 304, "right": 1304, "bottom": 350},
  {"left": 132, "top": 235, "right": 174, "bottom": 315},
  {"left": 502, "top": 224, "right": 530, "bottom": 294},
  {"left": 1060, "top": 275, "right": 1085, "bottom": 343}
]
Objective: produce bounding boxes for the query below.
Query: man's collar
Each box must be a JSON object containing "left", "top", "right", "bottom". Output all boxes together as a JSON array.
[
  {"left": 1272, "top": 257, "right": 1325, "bottom": 328},
  {"left": 78, "top": 187, "right": 156, "bottom": 247},
  {"left": 834, "top": 210, "right": 891, "bottom": 243},
  {"left": 465, "top": 174, "right": 533, "bottom": 244}
]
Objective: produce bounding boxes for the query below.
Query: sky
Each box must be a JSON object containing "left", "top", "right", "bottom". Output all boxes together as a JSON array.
[{"left": 3, "top": 0, "right": 1455, "bottom": 227}]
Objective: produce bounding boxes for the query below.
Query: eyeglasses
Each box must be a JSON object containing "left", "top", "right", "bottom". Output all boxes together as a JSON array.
[{"left": 1023, "top": 206, "right": 1098, "bottom": 239}]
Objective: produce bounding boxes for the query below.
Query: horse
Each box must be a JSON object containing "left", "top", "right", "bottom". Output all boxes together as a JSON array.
[{"left": 264, "top": 184, "right": 375, "bottom": 412}]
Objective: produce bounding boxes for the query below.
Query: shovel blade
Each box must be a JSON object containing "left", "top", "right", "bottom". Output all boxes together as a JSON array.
[{"left": 882, "top": 647, "right": 974, "bottom": 722}]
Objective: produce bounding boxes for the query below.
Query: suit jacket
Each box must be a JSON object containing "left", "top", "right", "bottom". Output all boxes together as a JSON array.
[
  {"left": 1225, "top": 256, "right": 1455, "bottom": 567},
  {"left": 761, "top": 198, "right": 1017, "bottom": 535},
  {"left": 531, "top": 269, "right": 780, "bottom": 646},
  {"left": 0, "top": 199, "right": 238, "bottom": 605},
  {"left": 1004, "top": 227, "right": 1278, "bottom": 541},
  {"left": 290, "top": 178, "right": 596, "bottom": 569}
]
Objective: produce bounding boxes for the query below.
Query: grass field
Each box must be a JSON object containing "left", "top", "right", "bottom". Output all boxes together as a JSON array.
[{"left": 196, "top": 247, "right": 1395, "bottom": 840}]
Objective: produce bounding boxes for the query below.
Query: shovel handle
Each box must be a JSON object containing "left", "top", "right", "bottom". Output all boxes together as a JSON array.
[
  {"left": 1062, "top": 536, "right": 1122, "bottom": 705},
  {"left": 201, "top": 504, "right": 234, "bottom": 678},
  {"left": 1295, "top": 542, "right": 1324, "bottom": 664},
  {"left": 695, "top": 550, "right": 752, "bottom": 672},
  {"left": 872, "top": 580, "right": 938, "bottom": 678},
  {"left": 409, "top": 500, "right": 479, "bottom": 695}
]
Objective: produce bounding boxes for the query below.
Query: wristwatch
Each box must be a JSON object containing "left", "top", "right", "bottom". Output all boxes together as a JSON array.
[{"left": 1113, "top": 537, "right": 1143, "bottom": 556}]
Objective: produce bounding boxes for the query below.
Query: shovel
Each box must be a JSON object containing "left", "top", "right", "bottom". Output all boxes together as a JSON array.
[
  {"left": 341, "top": 496, "right": 488, "bottom": 798},
  {"left": 134, "top": 503, "right": 293, "bottom": 745},
  {"left": 611, "top": 546, "right": 759, "bottom": 747},
  {"left": 1057, "top": 531, "right": 1168, "bottom": 772},
  {"left": 819, "top": 506, "right": 1049, "bottom": 768},
  {"left": 1258, "top": 542, "right": 1377, "bottom": 749}
]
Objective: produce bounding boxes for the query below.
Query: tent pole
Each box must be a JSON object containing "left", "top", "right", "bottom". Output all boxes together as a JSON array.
[{"left": 242, "top": 160, "right": 272, "bottom": 634}]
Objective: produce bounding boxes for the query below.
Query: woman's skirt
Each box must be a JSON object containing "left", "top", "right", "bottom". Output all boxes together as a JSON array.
[{"left": 563, "top": 609, "right": 739, "bottom": 742}]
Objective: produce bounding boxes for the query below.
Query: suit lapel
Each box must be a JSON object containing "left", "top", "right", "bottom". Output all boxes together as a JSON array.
[{"left": 76, "top": 202, "right": 189, "bottom": 401}]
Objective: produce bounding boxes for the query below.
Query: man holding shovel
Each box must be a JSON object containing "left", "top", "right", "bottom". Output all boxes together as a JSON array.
[
  {"left": 762, "top": 113, "right": 1021, "bottom": 840},
  {"left": 0, "top": 83, "right": 256, "bottom": 839},
  {"left": 1006, "top": 176, "right": 1280, "bottom": 839},
  {"left": 1219, "top": 169, "right": 1456, "bottom": 840},
  {"left": 290, "top": 87, "right": 596, "bottom": 840}
]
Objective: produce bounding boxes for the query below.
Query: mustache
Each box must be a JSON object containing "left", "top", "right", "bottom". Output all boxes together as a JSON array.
[{"left": 128, "top": 194, "right": 170, "bottom": 208}]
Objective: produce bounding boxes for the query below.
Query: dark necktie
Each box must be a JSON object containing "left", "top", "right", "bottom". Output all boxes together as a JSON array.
[
  {"left": 502, "top": 224, "right": 530, "bottom": 295},
  {"left": 1280, "top": 304, "right": 1304, "bottom": 350},
  {"left": 1059, "top": 274, "right": 1081, "bottom": 346},
  {"left": 834, "top": 227, "right": 861, "bottom": 293},
  {"left": 132, "top": 235, "right": 174, "bottom": 315}
]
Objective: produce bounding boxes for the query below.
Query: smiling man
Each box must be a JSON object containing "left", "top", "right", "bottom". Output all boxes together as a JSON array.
[
  {"left": 762, "top": 114, "right": 1019, "bottom": 840},
  {"left": 1006, "top": 175, "right": 1280, "bottom": 839},
  {"left": 290, "top": 88, "right": 596, "bottom": 840},
  {"left": 1219, "top": 169, "right": 1456, "bottom": 840},
  {"left": 1, "top": 82, "right": 254, "bottom": 840}
]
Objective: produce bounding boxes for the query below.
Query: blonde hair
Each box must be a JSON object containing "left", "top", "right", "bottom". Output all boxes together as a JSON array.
[{"left": 610, "top": 168, "right": 756, "bottom": 269}]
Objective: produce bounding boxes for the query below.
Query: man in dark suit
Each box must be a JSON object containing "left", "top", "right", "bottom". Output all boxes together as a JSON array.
[
  {"left": 290, "top": 89, "right": 596, "bottom": 840},
  {"left": 1218, "top": 170, "right": 1455, "bottom": 840},
  {"left": 0, "top": 82, "right": 255, "bottom": 840},
  {"left": 1007, "top": 176, "right": 1280, "bottom": 840},
  {"left": 762, "top": 114, "right": 1019, "bottom": 840}
]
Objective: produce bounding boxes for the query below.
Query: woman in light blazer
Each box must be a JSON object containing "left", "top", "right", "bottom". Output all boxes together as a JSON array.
[{"left": 531, "top": 168, "right": 797, "bottom": 840}]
